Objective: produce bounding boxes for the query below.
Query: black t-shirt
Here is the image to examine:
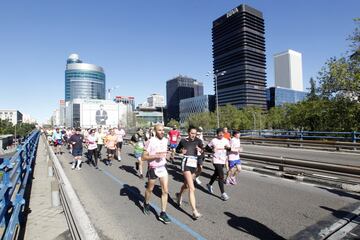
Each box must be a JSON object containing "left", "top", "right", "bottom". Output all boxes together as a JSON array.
[
  {"left": 131, "top": 133, "right": 147, "bottom": 143},
  {"left": 69, "top": 134, "right": 84, "bottom": 149},
  {"left": 176, "top": 137, "right": 203, "bottom": 156}
]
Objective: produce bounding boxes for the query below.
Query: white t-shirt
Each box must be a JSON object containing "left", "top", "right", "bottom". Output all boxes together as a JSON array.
[
  {"left": 145, "top": 137, "right": 168, "bottom": 168},
  {"left": 208, "top": 138, "right": 230, "bottom": 164},
  {"left": 87, "top": 135, "right": 98, "bottom": 150},
  {"left": 228, "top": 137, "right": 241, "bottom": 161},
  {"left": 115, "top": 129, "right": 126, "bottom": 142}
]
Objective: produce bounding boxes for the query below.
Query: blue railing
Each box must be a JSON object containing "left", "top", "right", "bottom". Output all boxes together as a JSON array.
[
  {"left": 239, "top": 130, "right": 360, "bottom": 143},
  {"left": 0, "top": 130, "right": 40, "bottom": 240}
]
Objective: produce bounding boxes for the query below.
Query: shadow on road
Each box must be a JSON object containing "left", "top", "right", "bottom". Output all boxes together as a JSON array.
[
  {"left": 317, "top": 186, "right": 360, "bottom": 201},
  {"left": 119, "top": 164, "right": 139, "bottom": 178},
  {"left": 320, "top": 205, "right": 358, "bottom": 220},
  {"left": 224, "top": 212, "right": 286, "bottom": 240}
]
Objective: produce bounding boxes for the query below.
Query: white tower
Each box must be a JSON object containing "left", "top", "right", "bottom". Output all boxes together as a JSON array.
[{"left": 274, "top": 49, "right": 303, "bottom": 91}]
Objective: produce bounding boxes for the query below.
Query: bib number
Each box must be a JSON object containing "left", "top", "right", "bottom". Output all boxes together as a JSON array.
[
  {"left": 185, "top": 156, "right": 198, "bottom": 168},
  {"left": 154, "top": 166, "right": 168, "bottom": 178}
]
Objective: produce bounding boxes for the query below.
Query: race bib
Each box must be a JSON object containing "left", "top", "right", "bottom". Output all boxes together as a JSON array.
[
  {"left": 185, "top": 156, "right": 198, "bottom": 168},
  {"left": 172, "top": 136, "right": 177, "bottom": 142},
  {"left": 154, "top": 166, "right": 168, "bottom": 177}
]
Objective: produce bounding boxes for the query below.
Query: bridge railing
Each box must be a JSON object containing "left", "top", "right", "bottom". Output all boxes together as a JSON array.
[{"left": 0, "top": 130, "right": 40, "bottom": 240}]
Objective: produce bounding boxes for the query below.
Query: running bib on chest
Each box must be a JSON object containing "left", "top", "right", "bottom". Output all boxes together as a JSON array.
[
  {"left": 172, "top": 136, "right": 177, "bottom": 142},
  {"left": 154, "top": 166, "right": 168, "bottom": 177},
  {"left": 185, "top": 156, "right": 198, "bottom": 168}
]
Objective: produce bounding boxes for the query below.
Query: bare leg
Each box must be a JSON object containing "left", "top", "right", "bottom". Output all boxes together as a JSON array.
[
  {"left": 144, "top": 179, "right": 156, "bottom": 204},
  {"left": 159, "top": 175, "right": 169, "bottom": 212}
]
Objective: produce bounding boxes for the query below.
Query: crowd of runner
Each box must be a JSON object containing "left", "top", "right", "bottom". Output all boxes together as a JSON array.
[{"left": 44, "top": 124, "right": 243, "bottom": 224}]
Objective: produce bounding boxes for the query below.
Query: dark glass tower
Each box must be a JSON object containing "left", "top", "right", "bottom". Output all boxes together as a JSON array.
[
  {"left": 212, "top": 4, "right": 266, "bottom": 108},
  {"left": 166, "top": 75, "right": 204, "bottom": 122}
]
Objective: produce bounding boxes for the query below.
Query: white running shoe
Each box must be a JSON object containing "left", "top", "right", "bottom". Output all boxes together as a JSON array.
[
  {"left": 221, "top": 192, "right": 230, "bottom": 201},
  {"left": 206, "top": 184, "right": 214, "bottom": 194},
  {"left": 76, "top": 166, "right": 81, "bottom": 170},
  {"left": 195, "top": 177, "right": 202, "bottom": 185},
  {"left": 71, "top": 164, "right": 76, "bottom": 170}
]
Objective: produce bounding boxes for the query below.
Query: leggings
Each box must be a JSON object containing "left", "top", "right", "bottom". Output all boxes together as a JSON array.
[
  {"left": 88, "top": 149, "right": 98, "bottom": 167},
  {"left": 209, "top": 164, "right": 225, "bottom": 194}
]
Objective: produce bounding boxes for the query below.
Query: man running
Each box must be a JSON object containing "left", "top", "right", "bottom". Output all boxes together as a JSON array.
[
  {"left": 226, "top": 130, "right": 242, "bottom": 185},
  {"left": 206, "top": 128, "right": 231, "bottom": 201},
  {"left": 130, "top": 128, "right": 147, "bottom": 179},
  {"left": 167, "top": 125, "right": 180, "bottom": 163},
  {"left": 52, "top": 128, "right": 64, "bottom": 155},
  {"left": 95, "top": 128, "right": 106, "bottom": 161},
  {"left": 142, "top": 124, "right": 171, "bottom": 224},
  {"left": 175, "top": 126, "right": 203, "bottom": 219},
  {"left": 104, "top": 128, "right": 118, "bottom": 166},
  {"left": 115, "top": 126, "right": 126, "bottom": 162},
  {"left": 69, "top": 128, "right": 84, "bottom": 170}
]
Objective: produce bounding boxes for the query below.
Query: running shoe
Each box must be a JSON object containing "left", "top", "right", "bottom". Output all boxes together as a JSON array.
[
  {"left": 225, "top": 178, "right": 231, "bottom": 185},
  {"left": 71, "top": 164, "right": 76, "bottom": 170},
  {"left": 221, "top": 192, "right": 230, "bottom": 201},
  {"left": 139, "top": 174, "right": 144, "bottom": 179},
  {"left": 230, "top": 176, "right": 237, "bottom": 185},
  {"left": 175, "top": 192, "right": 182, "bottom": 206},
  {"left": 143, "top": 203, "right": 150, "bottom": 215},
  {"left": 159, "top": 212, "right": 171, "bottom": 224},
  {"left": 76, "top": 166, "right": 81, "bottom": 171},
  {"left": 206, "top": 184, "right": 214, "bottom": 194},
  {"left": 192, "top": 212, "right": 202, "bottom": 220},
  {"left": 195, "top": 177, "right": 202, "bottom": 185}
]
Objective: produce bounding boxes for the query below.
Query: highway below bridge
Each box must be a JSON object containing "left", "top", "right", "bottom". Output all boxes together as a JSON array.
[{"left": 52, "top": 144, "right": 360, "bottom": 240}]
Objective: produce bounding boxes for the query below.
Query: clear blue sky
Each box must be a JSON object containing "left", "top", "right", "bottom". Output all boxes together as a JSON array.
[{"left": 0, "top": 0, "right": 359, "bottom": 123}]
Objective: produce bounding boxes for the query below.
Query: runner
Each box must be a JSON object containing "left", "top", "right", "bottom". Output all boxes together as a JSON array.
[
  {"left": 52, "top": 128, "right": 64, "bottom": 155},
  {"left": 130, "top": 128, "right": 147, "bottom": 179},
  {"left": 225, "top": 130, "right": 242, "bottom": 185},
  {"left": 104, "top": 128, "right": 118, "bottom": 166},
  {"left": 142, "top": 124, "right": 171, "bottom": 224},
  {"left": 194, "top": 126, "right": 204, "bottom": 185},
  {"left": 86, "top": 129, "right": 99, "bottom": 169},
  {"left": 69, "top": 128, "right": 84, "bottom": 170},
  {"left": 167, "top": 125, "right": 180, "bottom": 163},
  {"left": 223, "top": 127, "right": 231, "bottom": 140},
  {"left": 206, "top": 128, "right": 231, "bottom": 201},
  {"left": 95, "top": 128, "right": 106, "bottom": 161},
  {"left": 175, "top": 126, "right": 203, "bottom": 219},
  {"left": 115, "top": 126, "right": 126, "bottom": 162}
]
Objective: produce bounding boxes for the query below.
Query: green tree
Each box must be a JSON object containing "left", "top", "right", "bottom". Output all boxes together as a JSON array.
[
  {"left": 307, "top": 77, "right": 318, "bottom": 101},
  {"left": 166, "top": 119, "right": 180, "bottom": 128}
]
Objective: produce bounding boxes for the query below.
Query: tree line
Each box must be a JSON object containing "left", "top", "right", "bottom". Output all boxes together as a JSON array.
[{"left": 0, "top": 119, "right": 36, "bottom": 137}]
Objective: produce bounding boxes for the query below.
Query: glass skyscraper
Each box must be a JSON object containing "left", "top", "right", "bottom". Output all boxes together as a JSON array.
[
  {"left": 266, "top": 87, "right": 307, "bottom": 109},
  {"left": 212, "top": 4, "right": 267, "bottom": 109},
  {"left": 65, "top": 54, "right": 106, "bottom": 101}
]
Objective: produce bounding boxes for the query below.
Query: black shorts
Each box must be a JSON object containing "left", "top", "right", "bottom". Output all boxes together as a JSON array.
[
  {"left": 197, "top": 155, "right": 205, "bottom": 166},
  {"left": 107, "top": 149, "right": 116, "bottom": 155},
  {"left": 181, "top": 158, "right": 197, "bottom": 174},
  {"left": 116, "top": 142, "right": 123, "bottom": 149},
  {"left": 146, "top": 167, "right": 168, "bottom": 180},
  {"left": 72, "top": 148, "right": 83, "bottom": 157}
]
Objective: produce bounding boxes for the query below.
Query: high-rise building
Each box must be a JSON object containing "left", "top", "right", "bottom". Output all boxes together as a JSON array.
[
  {"left": 212, "top": 4, "right": 266, "bottom": 108},
  {"left": 274, "top": 49, "right": 303, "bottom": 91},
  {"left": 65, "top": 54, "right": 106, "bottom": 101},
  {"left": 0, "top": 110, "right": 23, "bottom": 125},
  {"left": 147, "top": 93, "right": 165, "bottom": 108},
  {"left": 179, "top": 95, "right": 215, "bottom": 124},
  {"left": 166, "top": 75, "right": 203, "bottom": 121},
  {"left": 266, "top": 87, "right": 307, "bottom": 109}
]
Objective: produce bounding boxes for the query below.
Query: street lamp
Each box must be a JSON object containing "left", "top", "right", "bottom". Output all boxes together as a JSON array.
[{"left": 206, "top": 70, "right": 226, "bottom": 128}]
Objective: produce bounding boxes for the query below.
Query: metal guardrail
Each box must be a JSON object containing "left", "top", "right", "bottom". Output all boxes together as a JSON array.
[
  {"left": 43, "top": 135, "right": 100, "bottom": 240},
  {"left": 0, "top": 130, "right": 40, "bottom": 240}
]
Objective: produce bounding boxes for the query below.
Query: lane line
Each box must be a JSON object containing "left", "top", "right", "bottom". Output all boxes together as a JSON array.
[{"left": 100, "top": 167, "right": 207, "bottom": 240}]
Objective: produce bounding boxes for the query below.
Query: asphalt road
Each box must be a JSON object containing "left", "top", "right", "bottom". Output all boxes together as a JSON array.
[
  {"left": 242, "top": 144, "right": 360, "bottom": 167},
  {"left": 54, "top": 145, "right": 360, "bottom": 240}
]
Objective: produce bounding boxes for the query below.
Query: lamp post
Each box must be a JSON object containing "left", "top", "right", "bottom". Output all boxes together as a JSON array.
[
  {"left": 252, "top": 112, "right": 256, "bottom": 135},
  {"left": 206, "top": 70, "right": 226, "bottom": 128}
]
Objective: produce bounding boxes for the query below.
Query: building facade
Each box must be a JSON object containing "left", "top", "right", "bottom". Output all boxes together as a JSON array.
[
  {"left": 147, "top": 93, "right": 165, "bottom": 108},
  {"left": 274, "top": 49, "right": 303, "bottom": 91},
  {"left": 166, "top": 75, "right": 204, "bottom": 122},
  {"left": 266, "top": 87, "right": 307, "bottom": 109},
  {"left": 65, "top": 54, "right": 106, "bottom": 101},
  {"left": 114, "top": 96, "right": 136, "bottom": 111},
  {"left": 0, "top": 110, "right": 23, "bottom": 125},
  {"left": 179, "top": 95, "right": 215, "bottom": 124},
  {"left": 212, "top": 4, "right": 267, "bottom": 109}
]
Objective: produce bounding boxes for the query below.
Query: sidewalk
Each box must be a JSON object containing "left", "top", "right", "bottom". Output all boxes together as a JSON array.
[{"left": 24, "top": 136, "right": 70, "bottom": 240}]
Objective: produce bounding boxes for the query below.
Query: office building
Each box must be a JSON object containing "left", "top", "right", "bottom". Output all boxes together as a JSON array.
[
  {"left": 65, "top": 54, "right": 106, "bottom": 101},
  {"left": 179, "top": 95, "right": 215, "bottom": 124},
  {"left": 147, "top": 93, "right": 165, "bottom": 108},
  {"left": 266, "top": 87, "right": 307, "bottom": 109},
  {"left": 114, "top": 96, "right": 136, "bottom": 111},
  {"left": 274, "top": 49, "right": 303, "bottom": 91},
  {"left": 0, "top": 110, "right": 23, "bottom": 125},
  {"left": 166, "top": 75, "right": 203, "bottom": 121},
  {"left": 212, "top": 4, "right": 266, "bottom": 108}
]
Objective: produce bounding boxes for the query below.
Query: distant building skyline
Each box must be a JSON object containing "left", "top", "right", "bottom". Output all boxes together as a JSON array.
[
  {"left": 212, "top": 4, "right": 267, "bottom": 109},
  {"left": 274, "top": 49, "right": 303, "bottom": 91},
  {"left": 166, "top": 75, "right": 204, "bottom": 122},
  {"left": 266, "top": 86, "right": 307, "bottom": 109},
  {"left": 179, "top": 95, "right": 215, "bottom": 124},
  {"left": 65, "top": 53, "right": 106, "bottom": 101}
]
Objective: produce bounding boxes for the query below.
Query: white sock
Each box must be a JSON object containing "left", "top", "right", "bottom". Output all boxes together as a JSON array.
[{"left": 77, "top": 160, "right": 82, "bottom": 168}]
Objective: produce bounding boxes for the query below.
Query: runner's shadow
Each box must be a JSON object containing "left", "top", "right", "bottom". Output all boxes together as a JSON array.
[
  {"left": 152, "top": 185, "right": 194, "bottom": 219},
  {"left": 166, "top": 164, "right": 185, "bottom": 183},
  {"left": 119, "top": 184, "right": 157, "bottom": 216},
  {"left": 317, "top": 186, "right": 360, "bottom": 200},
  {"left": 119, "top": 165, "right": 138, "bottom": 178},
  {"left": 224, "top": 212, "right": 286, "bottom": 240},
  {"left": 320, "top": 206, "right": 358, "bottom": 220}
]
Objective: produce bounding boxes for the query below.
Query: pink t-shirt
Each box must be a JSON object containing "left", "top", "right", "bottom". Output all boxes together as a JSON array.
[
  {"left": 208, "top": 138, "right": 230, "bottom": 164},
  {"left": 228, "top": 137, "right": 241, "bottom": 161},
  {"left": 115, "top": 129, "right": 126, "bottom": 142},
  {"left": 145, "top": 137, "right": 168, "bottom": 168}
]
